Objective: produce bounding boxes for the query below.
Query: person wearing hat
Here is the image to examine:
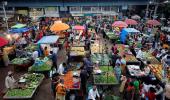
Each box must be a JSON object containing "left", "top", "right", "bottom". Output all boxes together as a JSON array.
[{"left": 5, "top": 71, "right": 16, "bottom": 89}]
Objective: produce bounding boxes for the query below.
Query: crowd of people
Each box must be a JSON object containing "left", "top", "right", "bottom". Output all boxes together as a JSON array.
[{"left": 2, "top": 15, "right": 170, "bottom": 100}]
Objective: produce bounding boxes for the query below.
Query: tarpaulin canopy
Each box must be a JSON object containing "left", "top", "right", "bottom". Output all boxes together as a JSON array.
[
  {"left": 11, "top": 24, "right": 26, "bottom": 29},
  {"left": 120, "top": 28, "right": 140, "bottom": 43},
  {"left": 0, "top": 37, "right": 8, "bottom": 47},
  {"left": 112, "top": 21, "right": 128, "bottom": 28},
  {"left": 146, "top": 19, "right": 161, "bottom": 26},
  {"left": 50, "top": 22, "right": 70, "bottom": 32},
  {"left": 37, "top": 35, "right": 59, "bottom": 44},
  {"left": 125, "top": 19, "right": 138, "bottom": 25},
  {"left": 9, "top": 27, "right": 31, "bottom": 33},
  {"left": 73, "top": 25, "right": 85, "bottom": 30}
]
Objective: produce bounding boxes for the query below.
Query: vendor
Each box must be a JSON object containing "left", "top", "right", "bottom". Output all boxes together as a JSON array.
[
  {"left": 57, "top": 63, "right": 67, "bottom": 75},
  {"left": 5, "top": 71, "right": 16, "bottom": 89},
  {"left": 136, "top": 48, "right": 144, "bottom": 60},
  {"left": 88, "top": 85, "right": 100, "bottom": 100},
  {"left": 43, "top": 46, "right": 49, "bottom": 57}
]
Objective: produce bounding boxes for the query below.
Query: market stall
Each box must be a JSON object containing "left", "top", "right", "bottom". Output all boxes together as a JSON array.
[
  {"left": 70, "top": 47, "right": 85, "bottom": 58},
  {"left": 120, "top": 28, "right": 140, "bottom": 44},
  {"left": 93, "top": 66, "right": 118, "bottom": 85},
  {"left": 148, "top": 64, "right": 162, "bottom": 80},
  {"left": 28, "top": 57, "right": 52, "bottom": 77},
  {"left": 91, "top": 53, "right": 111, "bottom": 66},
  {"left": 11, "top": 57, "right": 33, "bottom": 71},
  {"left": 127, "top": 65, "right": 145, "bottom": 77},
  {"left": 3, "top": 73, "right": 44, "bottom": 100},
  {"left": 59, "top": 71, "right": 80, "bottom": 90},
  {"left": 116, "top": 44, "right": 139, "bottom": 65},
  {"left": 37, "top": 35, "right": 59, "bottom": 55}
]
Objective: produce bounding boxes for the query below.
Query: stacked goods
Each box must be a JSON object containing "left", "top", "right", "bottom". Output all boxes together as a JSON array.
[
  {"left": 91, "top": 54, "right": 111, "bottom": 65},
  {"left": 63, "top": 72, "right": 74, "bottom": 89},
  {"left": 25, "top": 45, "right": 37, "bottom": 52},
  {"left": 99, "top": 66, "right": 113, "bottom": 72},
  {"left": 94, "top": 72, "right": 118, "bottom": 84},
  {"left": 29, "top": 57, "right": 52, "bottom": 72},
  {"left": 91, "top": 44, "right": 106, "bottom": 54},
  {"left": 148, "top": 64, "right": 162, "bottom": 80},
  {"left": 11, "top": 58, "right": 31, "bottom": 65},
  {"left": 70, "top": 47, "right": 85, "bottom": 56},
  {"left": 63, "top": 71, "right": 80, "bottom": 89},
  {"left": 5, "top": 74, "right": 44, "bottom": 98},
  {"left": 106, "top": 32, "right": 118, "bottom": 39},
  {"left": 125, "top": 55, "right": 138, "bottom": 62},
  {"left": 146, "top": 56, "right": 161, "bottom": 64}
]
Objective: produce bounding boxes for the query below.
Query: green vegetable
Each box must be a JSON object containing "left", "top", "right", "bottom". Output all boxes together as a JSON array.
[
  {"left": 6, "top": 89, "right": 33, "bottom": 97},
  {"left": 94, "top": 73, "right": 118, "bottom": 84},
  {"left": 11, "top": 58, "right": 30, "bottom": 65},
  {"left": 29, "top": 61, "right": 52, "bottom": 72},
  {"left": 99, "top": 66, "right": 113, "bottom": 72}
]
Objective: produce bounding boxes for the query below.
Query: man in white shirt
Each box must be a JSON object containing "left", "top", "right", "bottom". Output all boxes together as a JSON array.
[
  {"left": 136, "top": 48, "right": 144, "bottom": 59},
  {"left": 57, "top": 63, "right": 66, "bottom": 75},
  {"left": 88, "top": 85, "right": 100, "bottom": 100},
  {"left": 32, "top": 50, "right": 39, "bottom": 60},
  {"left": 5, "top": 71, "right": 16, "bottom": 89}
]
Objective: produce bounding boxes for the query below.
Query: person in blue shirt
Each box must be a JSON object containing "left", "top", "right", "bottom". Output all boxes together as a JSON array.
[{"left": 114, "top": 63, "right": 122, "bottom": 82}]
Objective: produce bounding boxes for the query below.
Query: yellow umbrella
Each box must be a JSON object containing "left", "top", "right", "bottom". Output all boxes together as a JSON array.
[{"left": 50, "top": 22, "right": 70, "bottom": 32}]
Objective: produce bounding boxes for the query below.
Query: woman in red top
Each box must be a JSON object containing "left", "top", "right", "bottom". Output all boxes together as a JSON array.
[{"left": 145, "top": 87, "right": 156, "bottom": 100}]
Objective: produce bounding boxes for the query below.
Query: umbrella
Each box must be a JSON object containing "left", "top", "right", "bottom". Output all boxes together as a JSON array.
[
  {"left": 131, "top": 15, "right": 141, "bottom": 19},
  {"left": 11, "top": 24, "right": 26, "bottom": 29},
  {"left": 146, "top": 20, "right": 161, "bottom": 26},
  {"left": 112, "top": 21, "right": 128, "bottom": 28},
  {"left": 50, "top": 22, "right": 70, "bottom": 32},
  {"left": 9, "top": 27, "right": 31, "bottom": 33},
  {"left": 73, "top": 25, "right": 85, "bottom": 30},
  {"left": 125, "top": 19, "right": 138, "bottom": 25},
  {"left": 0, "top": 37, "right": 8, "bottom": 47}
]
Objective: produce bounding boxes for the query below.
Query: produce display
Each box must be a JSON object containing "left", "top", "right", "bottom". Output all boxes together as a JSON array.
[
  {"left": 148, "top": 64, "right": 162, "bottom": 80},
  {"left": 94, "top": 72, "right": 118, "bottom": 85},
  {"left": 106, "top": 32, "right": 118, "bottom": 39},
  {"left": 11, "top": 57, "right": 31, "bottom": 65},
  {"left": 99, "top": 66, "right": 113, "bottom": 72},
  {"left": 60, "top": 71, "right": 80, "bottom": 89},
  {"left": 4, "top": 74, "right": 44, "bottom": 99},
  {"left": 127, "top": 65, "right": 145, "bottom": 77},
  {"left": 72, "top": 41, "right": 85, "bottom": 47},
  {"left": 91, "top": 44, "right": 106, "bottom": 54},
  {"left": 25, "top": 45, "right": 37, "bottom": 52},
  {"left": 70, "top": 47, "right": 85, "bottom": 56},
  {"left": 116, "top": 44, "right": 138, "bottom": 62},
  {"left": 91, "top": 53, "right": 111, "bottom": 65},
  {"left": 29, "top": 57, "right": 52, "bottom": 72}
]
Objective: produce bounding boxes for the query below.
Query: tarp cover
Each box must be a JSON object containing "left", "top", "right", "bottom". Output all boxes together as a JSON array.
[{"left": 37, "top": 35, "right": 59, "bottom": 44}]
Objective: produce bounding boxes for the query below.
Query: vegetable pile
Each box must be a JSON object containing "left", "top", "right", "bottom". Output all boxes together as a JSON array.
[
  {"left": 91, "top": 54, "right": 111, "bottom": 65},
  {"left": 5, "top": 74, "right": 44, "bottom": 97},
  {"left": 94, "top": 72, "right": 118, "bottom": 84},
  {"left": 11, "top": 58, "right": 30, "bottom": 65},
  {"left": 29, "top": 57, "right": 52, "bottom": 72}
]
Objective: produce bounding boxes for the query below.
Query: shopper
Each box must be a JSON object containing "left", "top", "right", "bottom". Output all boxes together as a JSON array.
[
  {"left": 145, "top": 87, "right": 156, "bottom": 100},
  {"left": 88, "top": 85, "right": 100, "bottom": 100},
  {"left": 5, "top": 71, "right": 16, "bottom": 89},
  {"left": 125, "top": 82, "right": 135, "bottom": 100},
  {"left": 55, "top": 79, "right": 66, "bottom": 100},
  {"left": 80, "top": 66, "right": 88, "bottom": 95},
  {"left": 114, "top": 63, "right": 122, "bottom": 82},
  {"left": 50, "top": 51, "right": 57, "bottom": 71}
]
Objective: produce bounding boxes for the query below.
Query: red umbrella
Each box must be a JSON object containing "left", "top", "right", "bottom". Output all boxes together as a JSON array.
[
  {"left": 112, "top": 21, "right": 128, "bottom": 28},
  {"left": 146, "top": 20, "right": 161, "bottom": 26},
  {"left": 0, "top": 37, "right": 8, "bottom": 47},
  {"left": 73, "top": 25, "right": 85, "bottom": 30},
  {"left": 125, "top": 19, "right": 138, "bottom": 25}
]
